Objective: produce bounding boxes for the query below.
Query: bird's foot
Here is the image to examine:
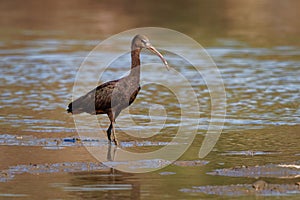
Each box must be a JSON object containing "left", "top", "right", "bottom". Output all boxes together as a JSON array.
[
  {"left": 107, "top": 139, "right": 119, "bottom": 146},
  {"left": 113, "top": 139, "right": 119, "bottom": 146}
]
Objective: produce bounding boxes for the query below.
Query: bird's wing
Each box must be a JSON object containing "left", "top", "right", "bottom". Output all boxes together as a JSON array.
[
  {"left": 94, "top": 80, "right": 119, "bottom": 112},
  {"left": 95, "top": 78, "right": 133, "bottom": 110},
  {"left": 68, "top": 80, "right": 118, "bottom": 114}
]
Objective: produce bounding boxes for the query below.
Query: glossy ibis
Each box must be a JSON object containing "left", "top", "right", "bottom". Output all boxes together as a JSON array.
[{"left": 67, "top": 34, "right": 169, "bottom": 145}]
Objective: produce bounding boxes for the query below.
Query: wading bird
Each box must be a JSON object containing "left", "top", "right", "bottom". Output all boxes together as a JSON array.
[{"left": 67, "top": 35, "right": 169, "bottom": 145}]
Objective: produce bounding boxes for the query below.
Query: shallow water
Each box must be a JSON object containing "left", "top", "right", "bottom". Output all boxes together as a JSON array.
[{"left": 1, "top": 0, "right": 300, "bottom": 199}]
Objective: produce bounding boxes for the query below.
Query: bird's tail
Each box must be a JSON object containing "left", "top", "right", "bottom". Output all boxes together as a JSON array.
[
  {"left": 66, "top": 101, "right": 86, "bottom": 114},
  {"left": 66, "top": 102, "right": 73, "bottom": 113}
]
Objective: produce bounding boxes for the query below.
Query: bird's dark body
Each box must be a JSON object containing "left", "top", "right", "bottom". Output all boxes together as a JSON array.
[
  {"left": 67, "top": 76, "right": 141, "bottom": 115},
  {"left": 67, "top": 34, "right": 168, "bottom": 145}
]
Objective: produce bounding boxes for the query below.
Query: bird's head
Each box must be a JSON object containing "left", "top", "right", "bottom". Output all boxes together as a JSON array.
[{"left": 131, "top": 34, "right": 170, "bottom": 70}]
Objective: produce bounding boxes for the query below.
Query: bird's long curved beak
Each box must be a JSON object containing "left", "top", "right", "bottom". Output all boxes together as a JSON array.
[{"left": 147, "top": 45, "right": 170, "bottom": 70}]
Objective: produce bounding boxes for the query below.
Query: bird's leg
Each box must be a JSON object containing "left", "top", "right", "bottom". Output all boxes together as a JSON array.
[
  {"left": 111, "top": 122, "right": 118, "bottom": 146},
  {"left": 107, "top": 122, "right": 118, "bottom": 145},
  {"left": 107, "top": 110, "right": 120, "bottom": 146},
  {"left": 106, "top": 123, "right": 112, "bottom": 143}
]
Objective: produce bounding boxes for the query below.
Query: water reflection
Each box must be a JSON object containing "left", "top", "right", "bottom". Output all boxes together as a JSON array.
[{"left": 67, "top": 170, "right": 141, "bottom": 199}]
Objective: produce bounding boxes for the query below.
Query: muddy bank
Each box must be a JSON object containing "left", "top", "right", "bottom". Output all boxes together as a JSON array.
[
  {"left": 0, "top": 160, "right": 208, "bottom": 182},
  {"left": 181, "top": 183, "right": 300, "bottom": 196},
  {"left": 185, "top": 161, "right": 300, "bottom": 196},
  {"left": 208, "top": 162, "right": 300, "bottom": 178},
  {"left": 0, "top": 134, "right": 183, "bottom": 148}
]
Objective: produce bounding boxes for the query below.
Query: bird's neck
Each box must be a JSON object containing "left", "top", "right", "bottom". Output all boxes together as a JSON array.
[{"left": 129, "top": 49, "right": 141, "bottom": 83}]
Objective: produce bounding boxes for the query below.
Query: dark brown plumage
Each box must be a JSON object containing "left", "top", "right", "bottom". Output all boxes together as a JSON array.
[{"left": 67, "top": 34, "right": 169, "bottom": 145}]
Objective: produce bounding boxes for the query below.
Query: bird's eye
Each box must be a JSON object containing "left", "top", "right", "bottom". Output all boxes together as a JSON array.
[{"left": 141, "top": 39, "right": 147, "bottom": 44}]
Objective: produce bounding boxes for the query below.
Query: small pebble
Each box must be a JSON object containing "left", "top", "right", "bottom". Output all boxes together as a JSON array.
[
  {"left": 252, "top": 180, "right": 268, "bottom": 191},
  {"left": 1, "top": 172, "right": 8, "bottom": 176}
]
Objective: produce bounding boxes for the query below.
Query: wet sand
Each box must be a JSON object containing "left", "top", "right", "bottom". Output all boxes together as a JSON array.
[{"left": 0, "top": 125, "right": 299, "bottom": 198}]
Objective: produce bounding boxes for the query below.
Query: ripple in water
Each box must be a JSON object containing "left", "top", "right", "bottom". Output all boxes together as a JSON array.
[{"left": 1, "top": 38, "right": 299, "bottom": 133}]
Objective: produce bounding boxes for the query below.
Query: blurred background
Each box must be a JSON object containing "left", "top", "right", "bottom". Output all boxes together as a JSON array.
[{"left": 1, "top": 0, "right": 300, "bottom": 44}]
